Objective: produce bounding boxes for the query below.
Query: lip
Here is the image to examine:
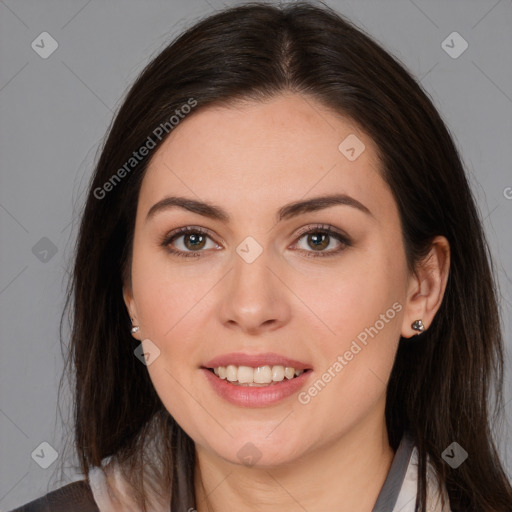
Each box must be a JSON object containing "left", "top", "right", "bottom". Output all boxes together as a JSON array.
[
  {"left": 202, "top": 352, "right": 311, "bottom": 370},
  {"left": 201, "top": 367, "right": 313, "bottom": 407}
]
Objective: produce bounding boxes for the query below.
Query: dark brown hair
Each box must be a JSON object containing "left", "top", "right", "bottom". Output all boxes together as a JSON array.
[{"left": 58, "top": 2, "right": 512, "bottom": 511}]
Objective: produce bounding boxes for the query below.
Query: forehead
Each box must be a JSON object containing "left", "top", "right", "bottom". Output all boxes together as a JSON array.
[{"left": 138, "top": 93, "right": 393, "bottom": 223}]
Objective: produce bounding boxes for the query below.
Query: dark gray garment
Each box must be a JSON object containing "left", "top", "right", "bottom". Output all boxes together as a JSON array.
[
  {"left": 372, "top": 431, "right": 417, "bottom": 512},
  {"left": 7, "top": 480, "right": 99, "bottom": 512}
]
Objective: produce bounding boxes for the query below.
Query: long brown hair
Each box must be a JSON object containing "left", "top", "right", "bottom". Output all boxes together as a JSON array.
[{"left": 58, "top": 2, "right": 512, "bottom": 510}]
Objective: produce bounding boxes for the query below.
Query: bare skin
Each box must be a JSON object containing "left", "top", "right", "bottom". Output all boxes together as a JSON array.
[{"left": 123, "top": 93, "right": 450, "bottom": 511}]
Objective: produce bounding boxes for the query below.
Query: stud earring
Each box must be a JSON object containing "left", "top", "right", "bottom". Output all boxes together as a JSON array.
[
  {"left": 130, "top": 318, "right": 139, "bottom": 334},
  {"left": 411, "top": 319, "right": 425, "bottom": 333}
]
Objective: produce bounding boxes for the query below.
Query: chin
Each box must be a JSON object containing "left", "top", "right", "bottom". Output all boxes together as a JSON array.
[{"left": 202, "top": 430, "right": 308, "bottom": 469}]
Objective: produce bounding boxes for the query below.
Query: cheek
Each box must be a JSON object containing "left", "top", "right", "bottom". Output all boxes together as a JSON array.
[
  {"left": 295, "top": 248, "right": 406, "bottom": 347},
  {"left": 131, "top": 244, "right": 206, "bottom": 339},
  {"left": 130, "top": 252, "right": 208, "bottom": 431},
  {"left": 294, "top": 244, "right": 406, "bottom": 407},
  {"left": 293, "top": 279, "right": 402, "bottom": 442}
]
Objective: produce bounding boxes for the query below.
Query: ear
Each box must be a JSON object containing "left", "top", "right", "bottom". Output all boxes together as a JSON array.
[
  {"left": 123, "top": 282, "right": 140, "bottom": 339},
  {"left": 401, "top": 236, "right": 450, "bottom": 338}
]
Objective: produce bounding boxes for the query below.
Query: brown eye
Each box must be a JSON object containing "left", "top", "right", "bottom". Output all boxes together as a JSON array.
[
  {"left": 161, "top": 226, "right": 219, "bottom": 258},
  {"left": 305, "top": 232, "right": 330, "bottom": 251},
  {"left": 292, "top": 224, "right": 351, "bottom": 258},
  {"left": 182, "top": 232, "right": 207, "bottom": 251}
]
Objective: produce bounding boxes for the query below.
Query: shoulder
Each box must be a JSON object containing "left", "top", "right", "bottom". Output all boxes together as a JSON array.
[{"left": 7, "top": 480, "right": 99, "bottom": 512}]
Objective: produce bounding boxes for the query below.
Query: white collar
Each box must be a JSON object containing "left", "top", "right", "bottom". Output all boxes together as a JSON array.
[{"left": 380, "top": 432, "right": 451, "bottom": 512}]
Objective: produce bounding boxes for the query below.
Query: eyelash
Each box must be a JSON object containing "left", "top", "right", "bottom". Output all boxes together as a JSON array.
[{"left": 160, "top": 224, "right": 351, "bottom": 259}]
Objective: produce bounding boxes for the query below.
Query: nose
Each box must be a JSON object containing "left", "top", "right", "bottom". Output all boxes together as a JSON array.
[{"left": 217, "top": 245, "right": 292, "bottom": 336}]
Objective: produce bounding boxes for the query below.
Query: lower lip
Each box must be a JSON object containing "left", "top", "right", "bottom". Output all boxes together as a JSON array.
[{"left": 201, "top": 368, "right": 312, "bottom": 408}]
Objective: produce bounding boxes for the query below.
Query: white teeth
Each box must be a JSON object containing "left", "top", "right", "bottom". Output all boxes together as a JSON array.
[
  {"left": 210, "top": 364, "right": 306, "bottom": 385},
  {"left": 272, "top": 365, "right": 285, "bottom": 381},
  {"left": 253, "top": 366, "right": 272, "bottom": 384},
  {"left": 284, "top": 367, "right": 295, "bottom": 380},
  {"left": 237, "top": 366, "right": 254, "bottom": 384},
  {"left": 226, "top": 364, "right": 238, "bottom": 382}
]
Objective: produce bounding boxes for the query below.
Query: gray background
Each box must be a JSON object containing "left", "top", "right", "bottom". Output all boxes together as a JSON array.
[{"left": 1, "top": 0, "right": 511, "bottom": 509}]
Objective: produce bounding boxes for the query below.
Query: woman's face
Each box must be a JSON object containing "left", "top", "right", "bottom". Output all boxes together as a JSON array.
[{"left": 124, "top": 93, "right": 416, "bottom": 467}]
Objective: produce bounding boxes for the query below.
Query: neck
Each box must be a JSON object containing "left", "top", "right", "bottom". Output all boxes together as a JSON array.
[{"left": 193, "top": 402, "right": 395, "bottom": 512}]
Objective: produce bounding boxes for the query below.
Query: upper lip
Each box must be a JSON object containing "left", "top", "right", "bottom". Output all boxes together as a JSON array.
[{"left": 203, "top": 352, "right": 311, "bottom": 370}]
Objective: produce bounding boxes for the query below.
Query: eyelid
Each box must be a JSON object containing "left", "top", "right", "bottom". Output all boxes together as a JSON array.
[
  {"left": 165, "top": 225, "right": 213, "bottom": 238},
  {"left": 294, "top": 223, "right": 348, "bottom": 239}
]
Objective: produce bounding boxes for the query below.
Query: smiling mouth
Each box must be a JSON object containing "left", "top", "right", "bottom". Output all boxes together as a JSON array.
[{"left": 204, "top": 365, "right": 312, "bottom": 386}]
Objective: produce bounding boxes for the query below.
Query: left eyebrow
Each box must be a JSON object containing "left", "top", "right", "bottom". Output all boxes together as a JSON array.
[
  {"left": 277, "top": 193, "right": 373, "bottom": 221},
  {"left": 145, "top": 193, "right": 374, "bottom": 224}
]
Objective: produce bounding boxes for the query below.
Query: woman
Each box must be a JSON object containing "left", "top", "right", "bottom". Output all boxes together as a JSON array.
[{"left": 10, "top": 2, "right": 512, "bottom": 511}]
